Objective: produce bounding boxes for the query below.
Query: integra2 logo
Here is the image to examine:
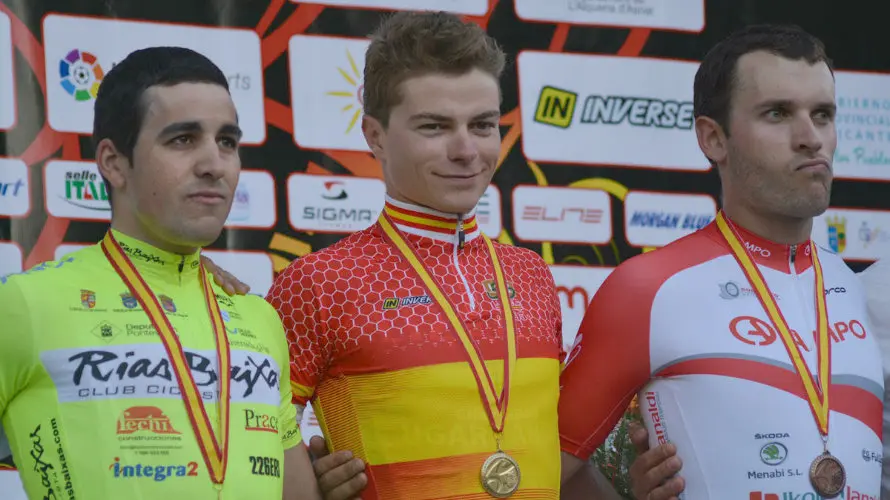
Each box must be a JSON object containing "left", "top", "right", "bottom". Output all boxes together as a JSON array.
[
  {"left": 63, "top": 347, "right": 279, "bottom": 402},
  {"left": 110, "top": 457, "right": 198, "bottom": 482}
]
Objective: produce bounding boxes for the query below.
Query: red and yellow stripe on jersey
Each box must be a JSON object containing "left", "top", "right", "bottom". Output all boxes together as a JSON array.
[{"left": 267, "top": 198, "right": 565, "bottom": 499}]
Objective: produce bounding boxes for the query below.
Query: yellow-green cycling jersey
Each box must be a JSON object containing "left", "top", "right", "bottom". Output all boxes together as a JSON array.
[{"left": 0, "top": 230, "right": 302, "bottom": 499}]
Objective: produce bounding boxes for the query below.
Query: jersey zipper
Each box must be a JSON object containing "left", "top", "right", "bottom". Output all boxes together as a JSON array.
[
  {"left": 453, "top": 216, "right": 476, "bottom": 311},
  {"left": 178, "top": 256, "right": 186, "bottom": 286},
  {"left": 789, "top": 244, "right": 819, "bottom": 385}
]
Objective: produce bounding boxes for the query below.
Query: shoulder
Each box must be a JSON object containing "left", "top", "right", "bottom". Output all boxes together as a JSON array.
[
  {"left": 278, "top": 227, "right": 381, "bottom": 280},
  {"left": 598, "top": 224, "right": 728, "bottom": 300},
  {"left": 491, "top": 241, "right": 549, "bottom": 273},
  {"left": 0, "top": 245, "right": 102, "bottom": 294}
]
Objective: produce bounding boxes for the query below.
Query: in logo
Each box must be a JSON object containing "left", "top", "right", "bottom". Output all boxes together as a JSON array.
[
  {"left": 534, "top": 86, "right": 577, "bottom": 129},
  {"left": 159, "top": 295, "right": 177, "bottom": 313},
  {"left": 81, "top": 289, "right": 96, "bottom": 309},
  {"left": 759, "top": 442, "right": 787, "bottom": 466},
  {"left": 59, "top": 48, "right": 104, "bottom": 102},
  {"left": 826, "top": 216, "right": 847, "bottom": 254},
  {"left": 382, "top": 297, "right": 400, "bottom": 310},
  {"left": 121, "top": 292, "right": 138, "bottom": 309},
  {"left": 325, "top": 49, "right": 364, "bottom": 134}
]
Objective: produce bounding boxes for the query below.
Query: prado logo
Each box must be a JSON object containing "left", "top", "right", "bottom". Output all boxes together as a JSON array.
[
  {"left": 325, "top": 48, "right": 364, "bottom": 135},
  {"left": 59, "top": 48, "right": 104, "bottom": 102},
  {"left": 110, "top": 457, "right": 198, "bottom": 482},
  {"left": 244, "top": 408, "right": 279, "bottom": 433},
  {"left": 827, "top": 216, "right": 847, "bottom": 253}
]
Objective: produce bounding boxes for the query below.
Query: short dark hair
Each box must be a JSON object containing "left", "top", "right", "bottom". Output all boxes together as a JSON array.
[
  {"left": 693, "top": 24, "right": 833, "bottom": 136},
  {"left": 92, "top": 46, "right": 230, "bottom": 201},
  {"left": 363, "top": 11, "right": 506, "bottom": 127}
]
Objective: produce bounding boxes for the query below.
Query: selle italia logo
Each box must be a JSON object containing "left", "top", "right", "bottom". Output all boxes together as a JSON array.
[{"left": 64, "top": 169, "right": 109, "bottom": 211}]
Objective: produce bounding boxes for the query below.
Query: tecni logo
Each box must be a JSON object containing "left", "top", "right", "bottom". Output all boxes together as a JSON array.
[{"left": 59, "top": 49, "right": 105, "bottom": 102}]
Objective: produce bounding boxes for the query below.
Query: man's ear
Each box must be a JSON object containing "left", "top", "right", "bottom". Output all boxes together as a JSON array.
[
  {"left": 695, "top": 115, "right": 728, "bottom": 166},
  {"left": 361, "top": 115, "right": 386, "bottom": 163},
  {"left": 95, "top": 138, "right": 130, "bottom": 194}
]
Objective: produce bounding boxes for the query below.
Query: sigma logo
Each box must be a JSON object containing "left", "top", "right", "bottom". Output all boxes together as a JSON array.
[
  {"left": 744, "top": 241, "right": 771, "bottom": 258},
  {"left": 755, "top": 433, "right": 790, "bottom": 440},
  {"left": 644, "top": 391, "right": 669, "bottom": 445}
]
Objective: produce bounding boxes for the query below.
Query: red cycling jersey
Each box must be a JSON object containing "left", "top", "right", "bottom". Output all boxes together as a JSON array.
[{"left": 266, "top": 197, "right": 565, "bottom": 499}]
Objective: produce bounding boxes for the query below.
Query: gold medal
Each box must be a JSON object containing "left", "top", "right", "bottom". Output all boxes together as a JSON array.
[
  {"left": 809, "top": 452, "right": 846, "bottom": 498},
  {"left": 481, "top": 451, "right": 520, "bottom": 498}
]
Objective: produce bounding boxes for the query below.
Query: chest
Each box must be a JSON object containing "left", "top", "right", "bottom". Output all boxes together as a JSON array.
[
  {"left": 316, "top": 248, "right": 560, "bottom": 365},
  {"left": 34, "top": 283, "right": 283, "bottom": 408},
  {"left": 649, "top": 259, "right": 881, "bottom": 384}
]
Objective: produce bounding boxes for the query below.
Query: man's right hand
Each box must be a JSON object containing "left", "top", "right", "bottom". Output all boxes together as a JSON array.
[
  {"left": 628, "top": 422, "right": 685, "bottom": 500},
  {"left": 308, "top": 435, "right": 368, "bottom": 500}
]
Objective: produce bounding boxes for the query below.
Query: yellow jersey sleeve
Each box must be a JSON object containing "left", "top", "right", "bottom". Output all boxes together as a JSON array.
[
  {"left": 263, "top": 296, "right": 302, "bottom": 450},
  {"left": 0, "top": 275, "right": 37, "bottom": 417}
]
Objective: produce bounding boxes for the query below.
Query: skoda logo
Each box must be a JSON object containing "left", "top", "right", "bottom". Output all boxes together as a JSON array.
[{"left": 760, "top": 442, "right": 788, "bottom": 466}]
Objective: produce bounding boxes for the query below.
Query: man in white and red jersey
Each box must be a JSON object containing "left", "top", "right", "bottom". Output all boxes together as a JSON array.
[
  {"left": 559, "top": 24, "right": 884, "bottom": 499},
  {"left": 265, "top": 11, "right": 566, "bottom": 500}
]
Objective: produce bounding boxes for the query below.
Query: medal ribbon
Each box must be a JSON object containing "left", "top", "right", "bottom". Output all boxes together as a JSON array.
[
  {"left": 101, "top": 231, "right": 231, "bottom": 487},
  {"left": 715, "top": 212, "right": 830, "bottom": 435},
  {"left": 378, "top": 214, "right": 517, "bottom": 433}
]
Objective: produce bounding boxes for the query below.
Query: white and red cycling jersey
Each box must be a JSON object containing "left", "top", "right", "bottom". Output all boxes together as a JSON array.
[{"left": 559, "top": 218, "right": 883, "bottom": 499}]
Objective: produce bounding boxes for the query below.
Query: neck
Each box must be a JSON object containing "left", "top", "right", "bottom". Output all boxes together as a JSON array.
[
  {"left": 111, "top": 219, "right": 198, "bottom": 256},
  {"left": 722, "top": 202, "right": 813, "bottom": 246},
  {"left": 383, "top": 195, "right": 481, "bottom": 246},
  {"left": 385, "top": 192, "right": 471, "bottom": 218}
]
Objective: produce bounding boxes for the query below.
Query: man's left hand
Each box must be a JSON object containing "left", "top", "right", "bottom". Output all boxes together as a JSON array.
[{"left": 201, "top": 255, "right": 250, "bottom": 296}]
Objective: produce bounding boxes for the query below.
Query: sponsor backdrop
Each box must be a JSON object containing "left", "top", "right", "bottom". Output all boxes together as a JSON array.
[{"left": 0, "top": 0, "right": 888, "bottom": 497}]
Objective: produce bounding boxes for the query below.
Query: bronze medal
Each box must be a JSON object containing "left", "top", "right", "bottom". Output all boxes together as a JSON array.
[
  {"left": 480, "top": 451, "right": 520, "bottom": 498},
  {"left": 809, "top": 452, "right": 846, "bottom": 498}
]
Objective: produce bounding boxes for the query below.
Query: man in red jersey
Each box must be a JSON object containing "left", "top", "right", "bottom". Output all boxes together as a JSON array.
[
  {"left": 264, "top": 10, "right": 567, "bottom": 500},
  {"left": 559, "top": 24, "right": 884, "bottom": 499}
]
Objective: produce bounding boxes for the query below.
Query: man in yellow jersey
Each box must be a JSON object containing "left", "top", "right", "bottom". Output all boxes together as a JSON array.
[
  {"left": 262, "top": 10, "right": 566, "bottom": 499},
  {"left": 0, "top": 46, "right": 321, "bottom": 499}
]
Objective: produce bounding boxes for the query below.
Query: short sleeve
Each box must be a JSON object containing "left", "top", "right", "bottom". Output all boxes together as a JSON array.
[
  {"left": 558, "top": 263, "right": 653, "bottom": 460},
  {"left": 265, "top": 259, "right": 332, "bottom": 406}
]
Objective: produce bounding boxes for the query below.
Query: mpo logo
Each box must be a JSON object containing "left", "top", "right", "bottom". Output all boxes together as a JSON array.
[
  {"left": 744, "top": 240, "right": 771, "bottom": 258},
  {"left": 59, "top": 49, "right": 105, "bottom": 102}
]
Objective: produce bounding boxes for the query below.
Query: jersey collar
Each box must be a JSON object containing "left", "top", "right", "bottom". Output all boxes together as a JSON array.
[
  {"left": 724, "top": 218, "right": 814, "bottom": 274},
  {"left": 110, "top": 229, "right": 203, "bottom": 283},
  {"left": 382, "top": 195, "right": 481, "bottom": 247}
]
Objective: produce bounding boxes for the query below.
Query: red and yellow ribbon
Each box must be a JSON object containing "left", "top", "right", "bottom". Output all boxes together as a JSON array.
[
  {"left": 101, "top": 231, "right": 231, "bottom": 490},
  {"left": 378, "top": 214, "right": 516, "bottom": 433},
  {"left": 715, "top": 211, "right": 830, "bottom": 435}
]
